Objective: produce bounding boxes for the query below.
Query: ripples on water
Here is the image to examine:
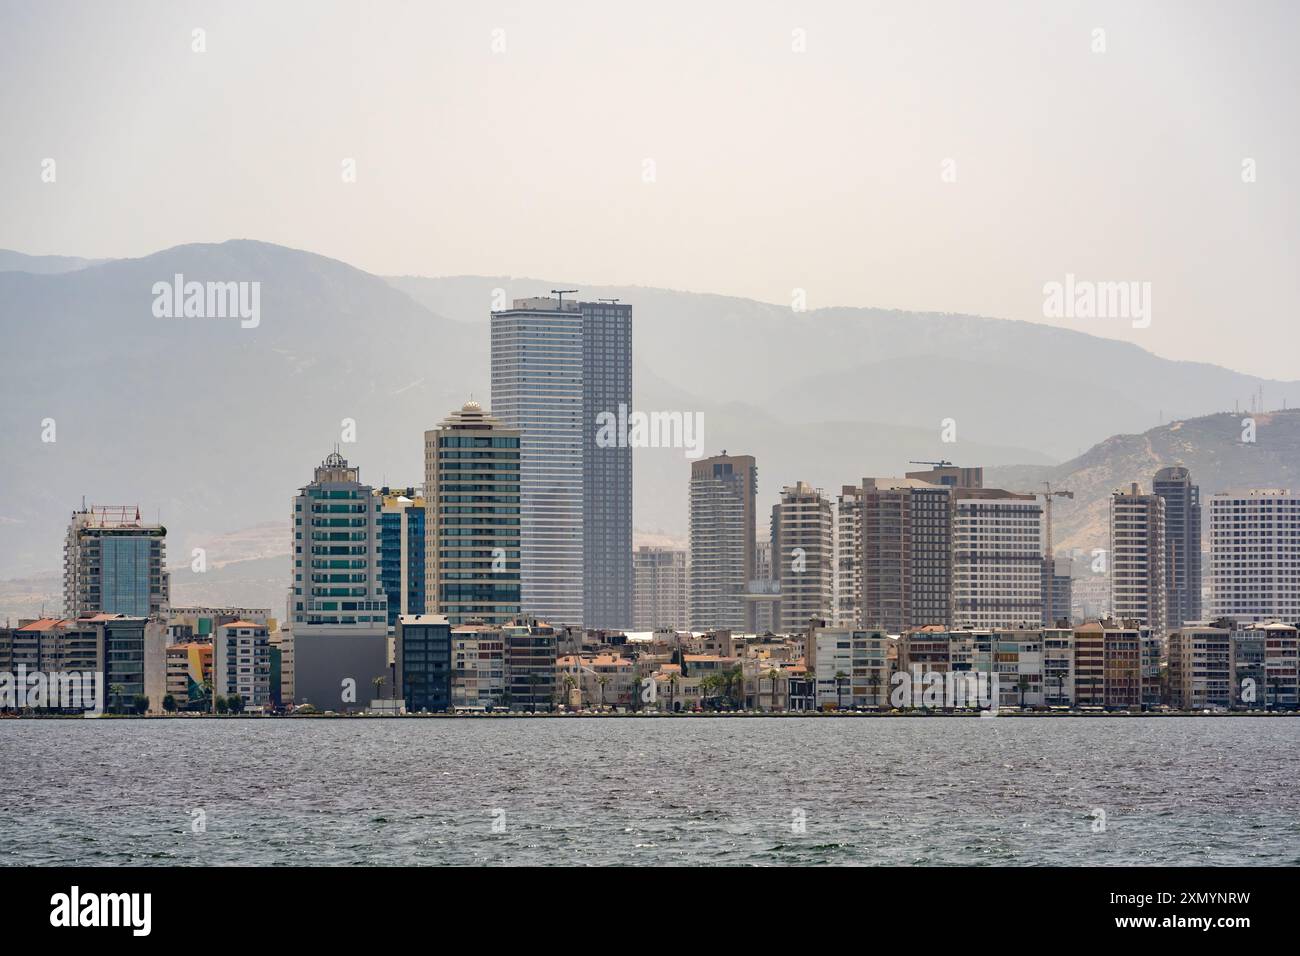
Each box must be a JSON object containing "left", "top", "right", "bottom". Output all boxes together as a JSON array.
[{"left": 1, "top": 717, "right": 1297, "bottom": 866}]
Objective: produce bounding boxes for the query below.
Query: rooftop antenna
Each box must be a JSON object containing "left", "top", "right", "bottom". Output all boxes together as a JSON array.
[{"left": 551, "top": 289, "right": 578, "bottom": 309}]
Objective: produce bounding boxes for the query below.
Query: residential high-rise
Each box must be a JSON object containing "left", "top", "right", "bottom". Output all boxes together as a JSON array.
[
  {"left": 214, "top": 620, "right": 272, "bottom": 712},
  {"left": 1153, "top": 466, "right": 1202, "bottom": 629},
  {"left": 771, "top": 481, "right": 834, "bottom": 633},
  {"left": 505, "top": 619, "right": 559, "bottom": 712},
  {"left": 812, "top": 627, "right": 890, "bottom": 709},
  {"left": 1209, "top": 489, "right": 1300, "bottom": 623},
  {"left": 1041, "top": 555, "right": 1073, "bottom": 626},
  {"left": 860, "top": 478, "right": 953, "bottom": 633},
  {"left": 1168, "top": 620, "right": 1232, "bottom": 710},
  {"left": 63, "top": 505, "right": 169, "bottom": 619},
  {"left": 490, "top": 296, "right": 632, "bottom": 628},
  {"left": 424, "top": 401, "right": 522, "bottom": 626},
  {"left": 689, "top": 453, "right": 757, "bottom": 632},
  {"left": 376, "top": 487, "right": 426, "bottom": 629},
  {"left": 952, "top": 489, "right": 1043, "bottom": 629},
  {"left": 1073, "top": 619, "right": 1161, "bottom": 710},
  {"left": 290, "top": 451, "right": 388, "bottom": 712},
  {"left": 1109, "top": 483, "right": 1167, "bottom": 633},
  {"left": 632, "top": 546, "right": 688, "bottom": 631},
  {"left": 835, "top": 485, "right": 863, "bottom": 627}
]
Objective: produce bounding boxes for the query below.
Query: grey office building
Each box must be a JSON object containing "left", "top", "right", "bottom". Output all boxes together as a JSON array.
[
  {"left": 581, "top": 299, "right": 633, "bottom": 630},
  {"left": 1153, "top": 466, "right": 1202, "bottom": 629},
  {"left": 490, "top": 296, "right": 632, "bottom": 629}
]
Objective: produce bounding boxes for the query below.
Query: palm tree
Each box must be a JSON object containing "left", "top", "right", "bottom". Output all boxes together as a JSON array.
[
  {"left": 596, "top": 675, "right": 610, "bottom": 711},
  {"left": 563, "top": 674, "right": 577, "bottom": 710},
  {"left": 834, "top": 671, "right": 848, "bottom": 712},
  {"left": 372, "top": 675, "right": 385, "bottom": 710},
  {"left": 1055, "top": 671, "right": 1067, "bottom": 707},
  {"left": 1018, "top": 675, "right": 1029, "bottom": 709},
  {"left": 528, "top": 672, "right": 541, "bottom": 713},
  {"left": 668, "top": 673, "right": 680, "bottom": 713},
  {"left": 765, "top": 668, "right": 780, "bottom": 712},
  {"left": 868, "top": 670, "right": 882, "bottom": 709},
  {"left": 109, "top": 683, "right": 124, "bottom": 716}
]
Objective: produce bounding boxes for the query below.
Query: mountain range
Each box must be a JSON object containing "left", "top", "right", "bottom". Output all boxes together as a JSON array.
[{"left": 2, "top": 239, "right": 1297, "bottom": 620}]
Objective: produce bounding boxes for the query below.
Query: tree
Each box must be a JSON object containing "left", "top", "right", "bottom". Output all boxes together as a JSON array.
[
  {"left": 215, "top": 695, "right": 228, "bottom": 714},
  {"left": 226, "top": 694, "right": 245, "bottom": 714},
  {"left": 372, "top": 675, "right": 385, "bottom": 706},
  {"left": 131, "top": 695, "right": 149, "bottom": 715},
  {"left": 563, "top": 674, "right": 577, "bottom": 710},
  {"left": 868, "top": 670, "right": 882, "bottom": 709},
  {"left": 596, "top": 675, "right": 610, "bottom": 711},
  {"left": 834, "top": 671, "right": 848, "bottom": 712},
  {"left": 1018, "top": 676, "right": 1029, "bottom": 709},
  {"left": 668, "top": 674, "right": 680, "bottom": 713},
  {"left": 162, "top": 694, "right": 177, "bottom": 713},
  {"left": 200, "top": 678, "right": 214, "bottom": 714},
  {"left": 108, "top": 683, "right": 124, "bottom": 715},
  {"left": 765, "top": 668, "right": 781, "bottom": 712}
]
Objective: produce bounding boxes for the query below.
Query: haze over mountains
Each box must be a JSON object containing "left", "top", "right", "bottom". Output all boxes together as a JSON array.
[{"left": 3, "top": 239, "right": 1298, "bottom": 620}]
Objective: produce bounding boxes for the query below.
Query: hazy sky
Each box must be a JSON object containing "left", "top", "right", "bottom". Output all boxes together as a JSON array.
[{"left": 2, "top": 0, "right": 1298, "bottom": 378}]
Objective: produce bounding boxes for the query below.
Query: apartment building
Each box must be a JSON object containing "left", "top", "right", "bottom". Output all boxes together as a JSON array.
[
  {"left": 952, "top": 489, "right": 1043, "bottom": 629},
  {"left": 771, "top": 481, "right": 834, "bottom": 633},
  {"left": 1209, "top": 489, "right": 1300, "bottom": 623},
  {"left": 1110, "top": 484, "right": 1167, "bottom": 634}
]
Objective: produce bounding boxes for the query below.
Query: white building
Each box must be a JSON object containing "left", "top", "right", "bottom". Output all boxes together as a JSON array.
[
  {"left": 813, "top": 627, "right": 890, "bottom": 709},
  {"left": 1209, "top": 489, "right": 1300, "bottom": 624},
  {"left": 835, "top": 485, "right": 862, "bottom": 627},
  {"left": 632, "top": 546, "right": 688, "bottom": 632},
  {"left": 214, "top": 621, "right": 272, "bottom": 712},
  {"left": 772, "top": 482, "right": 834, "bottom": 633},
  {"left": 1110, "top": 483, "right": 1167, "bottom": 634},
  {"left": 952, "top": 490, "right": 1043, "bottom": 629}
]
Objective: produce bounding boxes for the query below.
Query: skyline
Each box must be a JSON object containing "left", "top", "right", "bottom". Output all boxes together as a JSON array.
[{"left": 1, "top": 0, "right": 1298, "bottom": 378}]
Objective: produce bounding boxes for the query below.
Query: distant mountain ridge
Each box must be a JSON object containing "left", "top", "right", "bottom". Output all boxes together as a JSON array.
[
  {"left": 2, "top": 240, "right": 1299, "bottom": 619},
  {"left": 987, "top": 408, "right": 1300, "bottom": 555}
]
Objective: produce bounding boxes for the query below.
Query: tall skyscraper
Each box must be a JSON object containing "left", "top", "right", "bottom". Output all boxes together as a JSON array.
[
  {"left": 859, "top": 478, "right": 953, "bottom": 633},
  {"left": 1110, "top": 483, "right": 1167, "bottom": 634},
  {"left": 490, "top": 296, "right": 632, "bottom": 628},
  {"left": 580, "top": 299, "right": 633, "bottom": 630},
  {"left": 424, "top": 401, "right": 522, "bottom": 626},
  {"left": 1153, "top": 465, "right": 1202, "bottom": 629},
  {"left": 689, "top": 453, "right": 757, "bottom": 632},
  {"left": 632, "top": 546, "right": 688, "bottom": 631},
  {"left": 290, "top": 451, "right": 389, "bottom": 712},
  {"left": 771, "top": 481, "right": 834, "bottom": 633},
  {"left": 953, "top": 489, "right": 1044, "bottom": 628},
  {"left": 1209, "top": 489, "right": 1300, "bottom": 623},
  {"left": 291, "top": 452, "right": 387, "bottom": 634},
  {"left": 835, "top": 485, "right": 863, "bottom": 627},
  {"left": 376, "top": 487, "right": 425, "bottom": 629},
  {"left": 63, "top": 505, "right": 169, "bottom": 619}
]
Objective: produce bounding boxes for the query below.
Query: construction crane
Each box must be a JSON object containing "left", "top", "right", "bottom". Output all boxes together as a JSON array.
[
  {"left": 1035, "top": 482, "right": 1074, "bottom": 558},
  {"left": 551, "top": 288, "right": 578, "bottom": 309},
  {"left": 908, "top": 459, "right": 954, "bottom": 468}
]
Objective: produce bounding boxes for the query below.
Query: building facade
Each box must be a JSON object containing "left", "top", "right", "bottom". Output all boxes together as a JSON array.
[
  {"left": 1153, "top": 466, "right": 1202, "bottom": 629},
  {"left": 952, "top": 489, "right": 1043, "bottom": 629},
  {"left": 424, "top": 401, "right": 522, "bottom": 626},
  {"left": 377, "top": 488, "right": 425, "bottom": 629},
  {"left": 860, "top": 478, "right": 954, "bottom": 633},
  {"left": 1109, "top": 483, "right": 1167, "bottom": 634},
  {"left": 689, "top": 454, "right": 758, "bottom": 632},
  {"left": 835, "top": 485, "right": 863, "bottom": 627},
  {"left": 490, "top": 296, "right": 633, "bottom": 628},
  {"left": 632, "top": 546, "right": 688, "bottom": 632},
  {"left": 396, "top": 614, "right": 452, "bottom": 712},
  {"left": 771, "top": 482, "right": 834, "bottom": 633},
  {"left": 63, "top": 505, "right": 168, "bottom": 619},
  {"left": 214, "top": 620, "right": 272, "bottom": 711},
  {"left": 1209, "top": 489, "right": 1300, "bottom": 624}
]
